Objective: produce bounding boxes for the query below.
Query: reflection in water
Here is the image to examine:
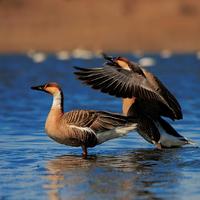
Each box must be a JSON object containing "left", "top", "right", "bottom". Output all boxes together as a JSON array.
[
  {"left": 44, "top": 149, "right": 182, "bottom": 200},
  {"left": 1, "top": 54, "right": 200, "bottom": 199}
]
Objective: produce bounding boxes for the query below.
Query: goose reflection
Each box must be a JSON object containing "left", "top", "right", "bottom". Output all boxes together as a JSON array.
[{"left": 44, "top": 149, "right": 183, "bottom": 200}]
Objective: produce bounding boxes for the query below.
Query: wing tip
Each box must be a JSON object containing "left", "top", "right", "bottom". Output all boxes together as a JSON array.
[{"left": 74, "top": 66, "right": 83, "bottom": 70}]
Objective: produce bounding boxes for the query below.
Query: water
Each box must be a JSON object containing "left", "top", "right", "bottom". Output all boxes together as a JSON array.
[{"left": 0, "top": 53, "right": 200, "bottom": 200}]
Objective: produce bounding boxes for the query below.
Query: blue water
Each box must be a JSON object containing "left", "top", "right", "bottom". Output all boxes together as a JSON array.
[{"left": 0, "top": 53, "right": 200, "bottom": 200}]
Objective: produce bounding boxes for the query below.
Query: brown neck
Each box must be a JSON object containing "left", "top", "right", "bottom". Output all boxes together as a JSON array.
[
  {"left": 122, "top": 97, "right": 136, "bottom": 116},
  {"left": 45, "top": 92, "right": 64, "bottom": 132},
  {"left": 47, "top": 91, "right": 64, "bottom": 123}
]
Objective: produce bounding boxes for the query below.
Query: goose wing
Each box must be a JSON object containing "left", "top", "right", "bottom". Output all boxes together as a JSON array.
[
  {"left": 63, "top": 110, "right": 133, "bottom": 132},
  {"left": 62, "top": 110, "right": 136, "bottom": 147},
  {"left": 143, "top": 70, "right": 182, "bottom": 119},
  {"left": 74, "top": 65, "right": 182, "bottom": 120}
]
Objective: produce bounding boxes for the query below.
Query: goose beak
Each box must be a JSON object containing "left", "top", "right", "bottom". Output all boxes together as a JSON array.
[
  {"left": 31, "top": 85, "right": 45, "bottom": 91},
  {"left": 102, "top": 53, "right": 114, "bottom": 62}
]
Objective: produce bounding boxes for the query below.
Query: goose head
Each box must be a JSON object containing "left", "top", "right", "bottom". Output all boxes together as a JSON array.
[
  {"left": 102, "top": 53, "right": 138, "bottom": 71},
  {"left": 31, "top": 82, "right": 62, "bottom": 96}
]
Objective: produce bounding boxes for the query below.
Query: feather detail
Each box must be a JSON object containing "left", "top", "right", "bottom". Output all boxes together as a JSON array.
[{"left": 74, "top": 63, "right": 182, "bottom": 120}]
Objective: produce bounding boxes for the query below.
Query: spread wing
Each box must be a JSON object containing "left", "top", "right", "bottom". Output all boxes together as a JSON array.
[
  {"left": 143, "top": 71, "right": 182, "bottom": 119},
  {"left": 74, "top": 65, "right": 182, "bottom": 120}
]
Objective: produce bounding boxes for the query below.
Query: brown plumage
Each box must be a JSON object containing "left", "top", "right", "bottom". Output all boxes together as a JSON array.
[
  {"left": 74, "top": 56, "right": 182, "bottom": 120},
  {"left": 74, "top": 54, "right": 193, "bottom": 148},
  {"left": 31, "top": 82, "right": 137, "bottom": 158}
]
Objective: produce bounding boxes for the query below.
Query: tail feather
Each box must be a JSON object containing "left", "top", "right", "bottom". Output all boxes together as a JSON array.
[
  {"left": 97, "top": 123, "right": 137, "bottom": 144},
  {"left": 157, "top": 117, "right": 183, "bottom": 138},
  {"left": 157, "top": 117, "right": 196, "bottom": 147},
  {"left": 185, "top": 139, "right": 198, "bottom": 147}
]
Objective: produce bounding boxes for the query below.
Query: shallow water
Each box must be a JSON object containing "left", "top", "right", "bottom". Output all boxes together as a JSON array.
[{"left": 0, "top": 53, "right": 200, "bottom": 200}]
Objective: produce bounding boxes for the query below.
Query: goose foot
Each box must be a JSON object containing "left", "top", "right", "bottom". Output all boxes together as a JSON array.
[
  {"left": 81, "top": 145, "right": 88, "bottom": 159},
  {"left": 153, "top": 140, "right": 162, "bottom": 150},
  {"left": 155, "top": 142, "right": 162, "bottom": 150}
]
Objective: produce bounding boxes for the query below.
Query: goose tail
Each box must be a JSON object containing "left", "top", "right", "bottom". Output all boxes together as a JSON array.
[
  {"left": 97, "top": 123, "right": 137, "bottom": 144},
  {"left": 185, "top": 139, "right": 198, "bottom": 147}
]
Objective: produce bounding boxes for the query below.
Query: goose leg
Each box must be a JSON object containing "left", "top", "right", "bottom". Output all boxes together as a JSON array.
[
  {"left": 155, "top": 142, "right": 162, "bottom": 150},
  {"left": 81, "top": 145, "right": 88, "bottom": 159},
  {"left": 152, "top": 140, "right": 162, "bottom": 150}
]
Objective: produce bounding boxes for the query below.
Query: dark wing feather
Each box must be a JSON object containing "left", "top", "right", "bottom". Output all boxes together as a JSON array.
[
  {"left": 90, "top": 111, "right": 135, "bottom": 132},
  {"left": 63, "top": 110, "right": 133, "bottom": 133},
  {"left": 158, "top": 117, "right": 187, "bottom": 140},
  {"left": 74, "top": 66, "right": 182, "bottom": 119},
  {"left": 143, "top": 71, "right": 182, "bottom": 119},
  {"left": 148, "top": 73, "right": 183, "bottom": 119},
  {"left": 63, "top": 110, "right": 96, "bottom": 127},
  {"left": 75, "top": 66, "right": 154, "bottom": 98},
  {"left": 62, "top": 110, "right": 134, "bottom": 147},
  {"left": 137, "top": 116, "right": 161, "bottom": 144}
]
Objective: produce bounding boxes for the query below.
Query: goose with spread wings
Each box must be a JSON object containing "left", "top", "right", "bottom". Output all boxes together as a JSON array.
[{"left": 74, "top": 54, "right": 193, "bottom": 148}]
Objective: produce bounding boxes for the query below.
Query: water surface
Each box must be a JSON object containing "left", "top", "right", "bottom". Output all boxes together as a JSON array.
[{"left": 0, "top": 54, "right": 200, "bottom": 200}]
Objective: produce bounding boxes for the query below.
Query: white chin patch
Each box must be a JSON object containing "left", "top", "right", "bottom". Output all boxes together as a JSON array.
[{"left": 52, "top": 92, "right": 62, "bottom": 108}]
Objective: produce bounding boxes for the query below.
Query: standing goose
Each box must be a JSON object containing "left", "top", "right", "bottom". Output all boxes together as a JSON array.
[
  {"left": 74, "top": 54, "right": 192, "bottom": 148},
  {"left": 31, "top": 82, "right": 137, "bottom": 158}
]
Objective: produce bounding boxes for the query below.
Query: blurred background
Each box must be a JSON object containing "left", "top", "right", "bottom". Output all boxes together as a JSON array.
[
  {"left": 0, "top": 0, "right": 200, "bottom": 53},
  {"left": 1, "top": 1, "right": 200, "bottom": 200}
]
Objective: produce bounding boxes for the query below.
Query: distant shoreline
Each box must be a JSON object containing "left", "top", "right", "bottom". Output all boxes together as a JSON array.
[{"left": 0, "top": 0, "right": 200, "bottom": 53}]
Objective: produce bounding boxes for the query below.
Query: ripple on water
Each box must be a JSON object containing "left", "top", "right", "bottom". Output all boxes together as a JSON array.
[{"left": 0, "top": 54, "right": 200, "bottom": 200}]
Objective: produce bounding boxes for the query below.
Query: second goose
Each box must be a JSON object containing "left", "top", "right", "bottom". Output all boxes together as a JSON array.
[{"left": 74, "top": 54, "right": 193, "bottom": 148}]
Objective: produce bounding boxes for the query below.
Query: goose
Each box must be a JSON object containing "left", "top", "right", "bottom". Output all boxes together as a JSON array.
[
  {"left": 31, "top": 82, "right": 137, "bottom": 158},
  {"left": 74, "top": 54, "right": 193, "bottom": 148}
]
